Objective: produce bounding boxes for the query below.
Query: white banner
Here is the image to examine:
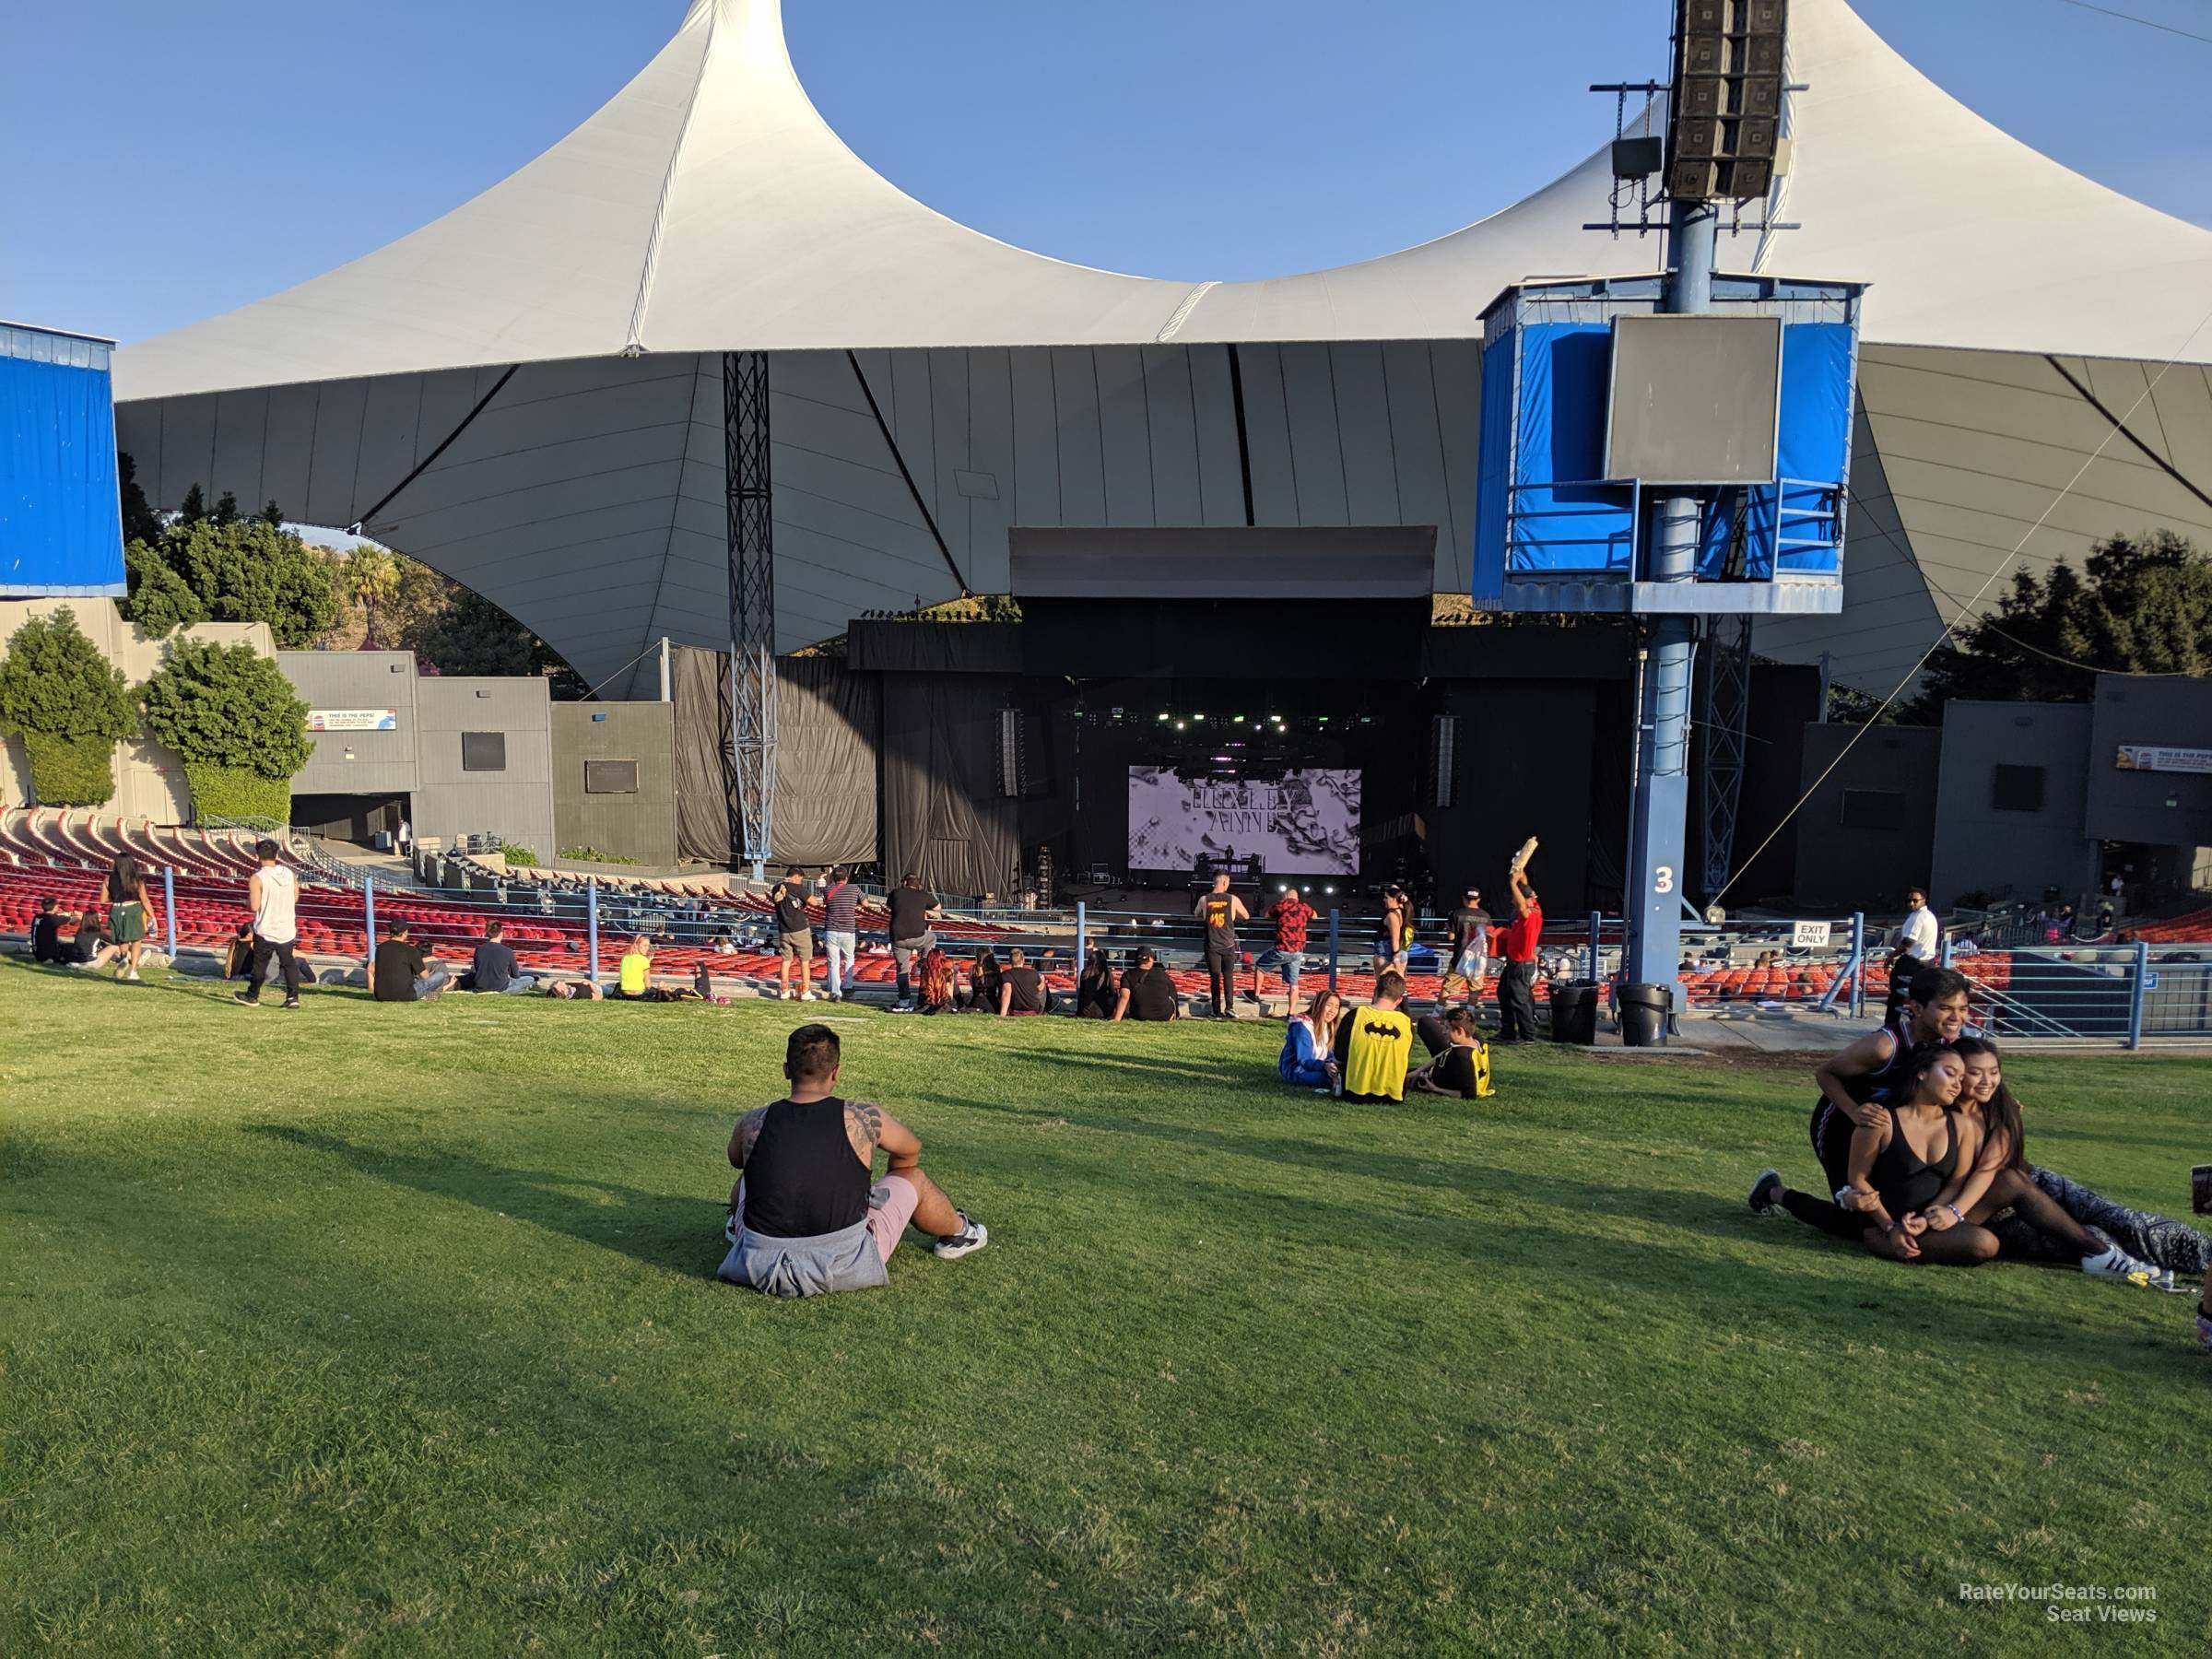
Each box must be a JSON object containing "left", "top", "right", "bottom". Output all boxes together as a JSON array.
[
  {"left": 2116, "top": 744, "right": 2212, "bottom": 775},
  {"left": 307, "top": 708, "right": 398, "bottom": 733},
  {"left": 1127, "top": 767, "right": 1360, "bottom": 875}
]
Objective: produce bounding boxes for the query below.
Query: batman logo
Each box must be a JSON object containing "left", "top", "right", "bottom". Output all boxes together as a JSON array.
[{"left": 1360, "top": 1022, "right": 1406, "bottom": 1041}]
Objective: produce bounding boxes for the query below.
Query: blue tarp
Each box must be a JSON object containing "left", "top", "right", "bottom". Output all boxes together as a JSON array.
[
  {"left": 1477, "top": 312, "right": 1852, "bottom": 587},
  {"left": 1511, "top": 323, "right": 1634, "bottom": 574},
  {"left": 1, "top": 348, "right": 125, "bottom": 597}
]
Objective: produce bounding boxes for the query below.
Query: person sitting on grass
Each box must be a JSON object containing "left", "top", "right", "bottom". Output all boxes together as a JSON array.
[
  {"left": 1335, "top": 971, "right": 1415, "bottom": 1103},
  {"left": 969, "top": 949, "right": 1004, "bottom": 1016},
  {"left": 370, "top": 922, "right": 452, "bottom": 1002},
  {"left": 1802, "top": 965, "right": 1971, "bottom": 1201},
  {"left": 225, "top": 922, "right": 259, "bottom": 981},
  {"left": 917, "top": 945, "right": 959, "bottom": 1015},
  {"left": 616, "top": 935, "right": 657, "bottom": 1001},
  {"left": 1075, "top": 947, "right": 1120, "bottom": 1018},
  {"left": 30, "top": 897, "right": 67, "bottom": 964},
  {"left": 1902, "top": 1036, "right": 2201, "bottom": 1282},
  {"left": 63, "top": 911, "right": 121, "bottom": 971},
  {"left": 466, "top": 920, "right": 537, "bottom": 995},
  {"left": 1755, "top": 1047, "right": 2002, "bottom": 1265},
  {"left": 1112, "top": 947, "right": 1181, "bottom": 1023},
  {"left": 997, "top": 947, "right": 1049, "bottom": 1016},
  {"left": 1408, "top": 1007, "right": 1494, "bottom": 1100},
  {"left": 719, "top": 1023, "right": 988, "bottom": 1297},
  {"left": 1279, "top": 989, "right": 1342, "bottom": 1088}
]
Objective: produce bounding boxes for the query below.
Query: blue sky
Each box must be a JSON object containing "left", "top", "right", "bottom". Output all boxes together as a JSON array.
[{"left": 4, "top": 0, "right": 2207, "bottom": 344}]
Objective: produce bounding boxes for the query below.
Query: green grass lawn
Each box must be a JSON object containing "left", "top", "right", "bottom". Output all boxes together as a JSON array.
[{"left": 4, "top": 956, "right": 2209, "bottom": 1655}]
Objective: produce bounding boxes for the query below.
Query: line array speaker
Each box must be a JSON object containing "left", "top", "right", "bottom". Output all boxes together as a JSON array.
[{"left": 1666, "top": 0, "right": 1787, "bottom": 202}]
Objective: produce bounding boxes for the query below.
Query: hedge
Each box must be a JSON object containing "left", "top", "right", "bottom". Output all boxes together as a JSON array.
[
  {"left": 18, "top": 731, "right": 117, "bottom": 806},
  {"left": 183, "top": 762, "right": 290, "bottom": 825}
]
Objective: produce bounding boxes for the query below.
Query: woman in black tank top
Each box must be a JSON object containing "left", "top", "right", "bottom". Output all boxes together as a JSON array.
[{"left": 1844, "top": 1047, "right": 2001, "bottom": 1266}]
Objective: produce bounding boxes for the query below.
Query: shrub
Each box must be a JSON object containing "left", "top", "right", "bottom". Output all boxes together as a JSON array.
[
  {"left": 142, "top": 639, "right": 312, "bottom": 823},
  {"left": 182, "top": 763, "right": 291, "bottom": 824},
  {"left": 19, "top": 731, "right": 119, "bottom": 807},
  {"left": 558, "top": 845, "right": 640, "bottom": 865},
  {"left": 0, "top": 608, "right": 139, "bottom": 806},
  {"left": 498, "top": 843, "right": 541, "bottom": 867}
]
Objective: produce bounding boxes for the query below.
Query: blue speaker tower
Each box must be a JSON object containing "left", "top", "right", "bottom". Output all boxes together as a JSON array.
[{"left": 1473, "top": 202, "right": 1863, "bottom": 1035}]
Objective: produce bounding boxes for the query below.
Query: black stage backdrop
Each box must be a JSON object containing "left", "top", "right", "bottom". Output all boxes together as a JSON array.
[
  {"left": 878, "top": 671, "right": 1021, "bottom": 899},
  {"left": 773, "top": 657, "right": 878, "bottom": 867},
  {"left": 671, "top": 648, "right": 880, "bottom": 868},
  {"left": 672, "top": 646, "right": 734, "bottom": 865}
]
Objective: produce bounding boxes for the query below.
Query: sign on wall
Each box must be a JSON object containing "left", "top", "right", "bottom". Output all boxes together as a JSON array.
[
  {"left": 1791, "top": 921, "right": 1832, "bottom": 948},
  {"left": 2115, "top": 745, "right": 2212, "bottom": 775},
  {"left": 306, "top": 709, "right": 398, "bottom": 733}
]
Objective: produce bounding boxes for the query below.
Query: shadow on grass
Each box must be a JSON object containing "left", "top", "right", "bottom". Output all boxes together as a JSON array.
[{"left": 249, "top": 1124, "right": 723, "bottom": 1279}]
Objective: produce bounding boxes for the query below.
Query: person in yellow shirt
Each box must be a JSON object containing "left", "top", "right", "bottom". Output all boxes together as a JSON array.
[
  {"left": 617, "top": 935, "right": 656, "bottom": 1000},
  {"left": 1335, "top": 971, "right": 1415, "bottom": 1102}
]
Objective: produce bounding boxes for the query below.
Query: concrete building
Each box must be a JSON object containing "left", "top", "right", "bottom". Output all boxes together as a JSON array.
[
  {"left": 279, "top": 650, "right": 557, "bottom": 858},
  {"left": 1931, "top": 703, "right": 2100, "bottom": 908},
  {"left": 550, "top": 701, "right": 677, "bottom": 868}
]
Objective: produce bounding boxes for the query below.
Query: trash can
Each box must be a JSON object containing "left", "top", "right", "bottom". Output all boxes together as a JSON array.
[
  {"left": 1548, "top": 980, "right": 1600, "bottom": 1044},
  {"left": 1618, "top": 982, "right": 1674, "bottom": 1048}
]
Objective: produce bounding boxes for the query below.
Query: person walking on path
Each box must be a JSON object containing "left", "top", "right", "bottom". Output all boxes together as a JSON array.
[
  {"left": 820, "top": 865, "right": 860, "bottom": 1003},
  {"left": 100, "top": 853, "right": 156, "bottom": 982},
  {"left": 235, "top": 841, "right": 303, "bottom": 1010}
]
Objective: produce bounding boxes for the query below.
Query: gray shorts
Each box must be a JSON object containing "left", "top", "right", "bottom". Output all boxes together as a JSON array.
[
  {"left": 779, "top": 929, "right": 813, "bottom": 961},
  {"left": 892, "top": 931, "right": 937, "bottom": 969}
]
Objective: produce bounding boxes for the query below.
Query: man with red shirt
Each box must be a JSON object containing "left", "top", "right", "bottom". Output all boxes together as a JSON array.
[
  {"left": 1494, "top": 844, "right": 1544, "bottom": 1043},
  {"left": 1261, "top": 886, "right": 1318, "bottom": 1012}
]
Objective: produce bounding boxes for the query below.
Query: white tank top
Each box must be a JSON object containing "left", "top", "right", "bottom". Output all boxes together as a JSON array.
[{"left": 253, "top": 865, "right": 299, "bottom": 944}]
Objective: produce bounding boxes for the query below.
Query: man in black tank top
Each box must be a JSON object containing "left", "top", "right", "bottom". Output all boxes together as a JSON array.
[
  {"left": 1802, "top": 966, "right": 1971, "bottom": 1193},
  {"left": 718, "top": 1025, "right": 987, "bottom": 1297}
]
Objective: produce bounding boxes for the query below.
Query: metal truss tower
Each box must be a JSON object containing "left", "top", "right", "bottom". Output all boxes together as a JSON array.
[
  {"left": 1699, "top": 610, "right": 1754, "bottom": 903},
  {"left": 724, "top": 350, "right": 776, "bottom": 880}
]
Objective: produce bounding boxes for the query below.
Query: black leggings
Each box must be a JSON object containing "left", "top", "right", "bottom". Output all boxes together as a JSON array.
[{"left": 1782, "top": 1188, "right": 1871, "bottom": 1241}]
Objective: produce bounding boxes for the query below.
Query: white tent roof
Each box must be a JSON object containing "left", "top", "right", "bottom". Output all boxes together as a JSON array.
[{"left": 112, "top": 0, "right": 2212, "bottom": 692}]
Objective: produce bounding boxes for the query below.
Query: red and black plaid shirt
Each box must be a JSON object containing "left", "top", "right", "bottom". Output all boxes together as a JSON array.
[{"left": 1272, "top": 898, "right": 1316, "bottom": 952}]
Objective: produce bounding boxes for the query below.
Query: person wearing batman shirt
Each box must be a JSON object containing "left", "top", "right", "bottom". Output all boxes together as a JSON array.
[{"left": 1333, "top": 970, "right": 1416, "bottom": 1102}]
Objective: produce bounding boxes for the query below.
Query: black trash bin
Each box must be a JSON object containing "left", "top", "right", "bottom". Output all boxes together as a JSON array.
[
  {"left": 1548, "top": 980, "right": 1600, "bottom": 1044},
  {"left": 1618, "top": 982, "right": 1674, "bottom": 1048}
]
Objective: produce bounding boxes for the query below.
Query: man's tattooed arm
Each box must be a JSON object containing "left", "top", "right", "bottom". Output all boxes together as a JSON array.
[{"left": 729, "top": 1106, "right": 768, "bottom": 1169}]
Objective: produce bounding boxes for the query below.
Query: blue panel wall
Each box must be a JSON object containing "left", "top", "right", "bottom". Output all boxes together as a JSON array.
[
  {"left": 1, "top": 330, "right": 124, "bottom": 597},
  {"left": 1512, "top": 323, "right": 1633, "bottom": 573}
]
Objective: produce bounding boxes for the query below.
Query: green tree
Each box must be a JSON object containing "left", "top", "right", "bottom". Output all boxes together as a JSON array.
[
  {"left": 116, "top": 453, "right": 165, "bottom": 548},
  {"left": 0, "top": 608, "right": 140, "bottom": 806},
  {"left": 416, "top": 587, "right": 547, "bottom": 677},
  {"left": 141, "top": 639, "right": 313, "bottom": 824},
  {"left": 164, "top": 515, "right": 340, "bottom": 647},
  {"left": 1911, "top": 530, "right": 2212, "bottom": 714},
  {"left": 122, "top": 538, "right": 208, "bottom": 637},
  {"left": 344, "top": 547, "right": 402, "bottom": 646}
]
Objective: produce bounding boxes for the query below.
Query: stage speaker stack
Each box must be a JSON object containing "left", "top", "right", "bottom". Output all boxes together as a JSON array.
[
  {"left": 1666, "top": 0, "right": 1786, "bottom": 204},
  {"left": 996, "top": 708, "right": 1025, "bottom": 798},
  {"left": 1430, "top": 713, "right": 1458, "bottom": 810}
]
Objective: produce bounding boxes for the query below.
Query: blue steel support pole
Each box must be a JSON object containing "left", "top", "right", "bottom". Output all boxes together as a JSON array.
[
  {"left": 1587, "top": 911, "right": 1601, "bottom": 983},
  {"left": 2126, "top": 940, "right": 2148, "bottom": 1050},
  {"left": 1327, "top": 909, "right": 1340, "bottom": 994},
  {"left": 1621, "top": 196, "right": 1718, "bottom": 1036},
  {"left": 1850, "top": 912, "right": 1865, "bottom": 1020},
  {"left": 1076, "top": 901, "right": 1087, "bottom": 971},
  {"left": 363, "top": 876, "right": 377, "bottom": 971},
  {"left": 587, "top": 878, "right": 601, "bottom": 982},
  {"left": 1941, "top": 931, "right": 1956, "bottom": 971},
  {"left": 163, "top": 865, "right": 178, "bottom": 960}
]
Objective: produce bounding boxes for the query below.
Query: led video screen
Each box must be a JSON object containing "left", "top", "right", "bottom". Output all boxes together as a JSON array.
[{"left": 1126, "top": 767, "right": 1360, "bottom": 875}]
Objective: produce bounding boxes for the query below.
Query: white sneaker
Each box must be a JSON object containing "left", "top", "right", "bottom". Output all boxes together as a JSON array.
[
  {"left": 799, "top": 991, "right": 817, "bottom": 1003},
  {"left": 124, "top": 969, "right": 142, "bottom": 982},
  {"left": 932, "top": 1213, "right": 988, "bottom": 1261},
  {"left": 2081, "top": 1243, "right": 2159, "bottom": 1286}
]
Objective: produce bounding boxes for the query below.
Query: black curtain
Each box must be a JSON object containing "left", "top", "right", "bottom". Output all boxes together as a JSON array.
[
  {"left": 672, "top": 646, "right": 737, "bottom": 865},
  {"left": 879, "top": 672, "right": 1020, "bottom": 899},
  {"left": 772, "top": 657, "right": 879, "bottom": 866}
]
